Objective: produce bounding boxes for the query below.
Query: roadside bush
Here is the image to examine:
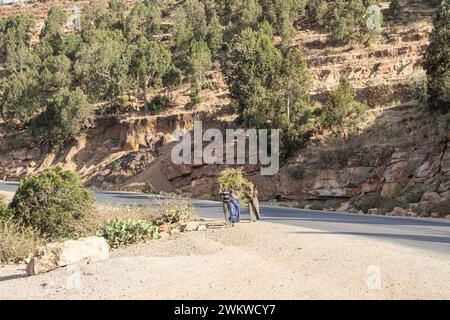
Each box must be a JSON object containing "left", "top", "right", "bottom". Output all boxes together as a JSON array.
[
  {"left": 154, "top": 200, "right": 194, "bottom": 225},
  {"left": 141, "top": 183, "right": 158, "bottom": 194},
  {"left": 0, "top": 219, "right": 42, "bottom": 264},
  {"left": 100, "top": 218, "right": 158, "bottom": 248},
  {"left": 350, "top": 192, "right": 406, "bottom": 213},
  {"left": 9, "top": 168, "right": 95, "bottom": 239},
  {"left": 422, "top": 199, "right": 450, "bottom": 217},
  {"left": 0, "top": 193, "right": 8, "bottom": 209},
  {"left": 288, "top": 165, "right": 304, "bottom": 179}
]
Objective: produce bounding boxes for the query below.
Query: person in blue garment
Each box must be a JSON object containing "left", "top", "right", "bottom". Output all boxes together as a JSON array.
[{"left": 228, "top": 185, "right": 241, "bottom": 225}]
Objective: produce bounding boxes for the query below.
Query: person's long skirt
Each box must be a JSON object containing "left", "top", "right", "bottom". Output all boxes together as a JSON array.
[{"left": 228, "top": 198, "right": 241, "bottom": 223}]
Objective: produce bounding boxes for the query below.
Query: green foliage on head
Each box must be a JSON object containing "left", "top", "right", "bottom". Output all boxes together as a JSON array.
[{"left": 218, "top": 168, "right": 254, "bottom": 204}]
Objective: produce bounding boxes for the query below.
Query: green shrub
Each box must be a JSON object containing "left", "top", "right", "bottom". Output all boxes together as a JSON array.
[
  {"left": 9, "top": 168, "right": 95, "bottom": 239},
  {"left": 149, "top": 95, "right": 170, "bottom": 112},
  {"left": 100, "top": 218, "right": 158, "bottom": 248},
  {"left": 0, "top": 193, "right": 8, "bottom": 209},
  {"left": 388, "top": 0, "right": 402, "bottom": 19},
  {"left": 187, "top": 86, "right": 202, "bottom": 108},
  {"left": 0, "top": 219, "right": 42, "bottom": 264},
  {"left": 141, "top": 183, "right": 158, "bottom": 194},
  {"left": 351, "top": 192, "right": 406, "bottom": 213},
  {"left": 154, "top": 200, "right": 194, "bottom": 225},
  {"left": 320, "top": 77, "right": 367, "bottom": 138},
  {"left": 0, "top": 206, "right": 13, "bottom": 221},
  {"left": 423, "top": 199, "right": 450, "bottom": 217},
  {"left": 201, "top": 79, "right": 214, "bottom": 90},
  {"left": 329, "top": 0, "right": 368, "bottom": 43},
  {"left": 288, "top": 165, "right": 304, "bottom": 179},
  {"left": 308, "top": 0, "right": 329, "bottom": 26}
]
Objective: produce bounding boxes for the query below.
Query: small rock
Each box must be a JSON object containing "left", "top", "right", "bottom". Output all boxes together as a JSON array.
[
  {"left": 336, "top": 202, "right": 352, "bottom": 212},
  {"left": 408, "top": 211, "right": 418, "bottom": 217},
  {"left": 347, "top": 207, "right": 359, "bottom": 213},
  {"left": 179, "top": 221, "right": 200, "bottom": 232},
  {"left": 368, "top": 208, "right": 379, "bottom": 215},
  {"left": 171, "top": 228, "right": 181, "bottom": 235},
  {"left": 392, "top": 207, "right": 408, "bottom": 216},
  {"left": 158, "top": 224, "right": 171, "bottom": 234},
  {"left": 304, "top": 205, "right": 312, "bottom": 210},
  {"left": 421, "top": 192, "right": 441, "bottom": 204},
  {"left": 430, "top": 212, "right": 441, "bottom": 218},
  {"left": 358, "top": 210, "right": 364, "bottom": 215},
  {"left": 12, "top": 149, "right": 27, "bottom": 161},
  {"left": 198, "top": 225, "right": 207, "bottom": 231},
  {"left": 159, "top": 232, "right": 170, "bottom": 239}
]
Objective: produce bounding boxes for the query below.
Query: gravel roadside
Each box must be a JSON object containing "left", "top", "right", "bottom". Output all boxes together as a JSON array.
[{"left": 0, "top": 221, "right": 449, "bottom": 299}]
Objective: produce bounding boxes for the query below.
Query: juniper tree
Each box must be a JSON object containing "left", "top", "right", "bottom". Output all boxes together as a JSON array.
[{"left": 424, "top": 0, "right": 450, "bottom": 112}]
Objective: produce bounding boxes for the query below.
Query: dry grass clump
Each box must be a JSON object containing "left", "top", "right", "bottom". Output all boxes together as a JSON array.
[
  {"left": 0, "top": 219, "right": 43, "bottom": 264},
  {"left": 75, "top": 198, "right": 197, "bottom": 236}
]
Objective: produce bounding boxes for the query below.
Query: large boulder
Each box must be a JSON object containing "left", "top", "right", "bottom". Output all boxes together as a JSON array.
[
  {"left": 26, "top": 237, "right": 109, "bottom": 276},
  {"left": 421, "top": 192, "right": 441, "bottom": 203}
]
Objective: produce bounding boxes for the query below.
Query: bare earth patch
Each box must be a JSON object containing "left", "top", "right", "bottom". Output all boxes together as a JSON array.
[{"left": 0, "top": 221, "right": 449, "bottom": 299}]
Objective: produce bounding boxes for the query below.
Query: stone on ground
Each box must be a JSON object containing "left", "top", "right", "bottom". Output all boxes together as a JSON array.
[{"left": 26, "top": 236, "right": 109, "bottom": 276}]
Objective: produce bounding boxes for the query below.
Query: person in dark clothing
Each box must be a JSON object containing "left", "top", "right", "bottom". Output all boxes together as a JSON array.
[{"left": 245, "top": 186, "right": 260, "bottom": 222}]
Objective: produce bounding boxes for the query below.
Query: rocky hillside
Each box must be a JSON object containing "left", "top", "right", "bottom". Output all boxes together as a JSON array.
[{"left": 0, "top": 0, "right": 449, "bottom": 218}]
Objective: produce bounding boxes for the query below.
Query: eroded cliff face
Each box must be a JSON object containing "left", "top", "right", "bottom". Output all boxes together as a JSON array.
[{"left": 3, "top": 103, "right": 449, "bottom": 208}]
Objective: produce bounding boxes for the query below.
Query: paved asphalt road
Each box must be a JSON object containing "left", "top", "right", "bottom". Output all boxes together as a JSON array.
[{"left": 1, "top": 181, "right": 449, "bottom": 255}]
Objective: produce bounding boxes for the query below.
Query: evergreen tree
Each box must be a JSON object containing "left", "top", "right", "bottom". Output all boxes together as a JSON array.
[
  {"left": 74, "top": 36, "right": 130, "bottom": 107},
  {"left": 206, "top": 11, "right": 223, "bottom": 58},
  {"left": 129, "top": 39, "right": 172, "bottom": 111},
  {"left": 226, "top": 26, "right": 283, "bottom": 127},
  {"left": 0, "top": 69, "right": 40, "bottom": 125},
  {"left": 424, "top": 0, "right": 450, "bottom": 112},
  {"left": 187, "top": 40, "right": 212, "bottom": 88},
  {"left": 40, "top": 55, "right": 72, "bottom": 94},
  {"left": 320, "top": 77, "right": 367, "bottom": 137},
  {"left": 163, "top": 65, "right": 182, "bottom": 102},
  {"left": 125, "top": 1, "right": 161, "bottom": 41},
  {"left": 32, "top": 89, "right": 92, "bottom": 147}
]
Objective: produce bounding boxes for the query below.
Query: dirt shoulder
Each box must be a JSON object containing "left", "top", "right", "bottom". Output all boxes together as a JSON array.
[{"left": 0, "top": 221, "right": 449, "bottom": 299}]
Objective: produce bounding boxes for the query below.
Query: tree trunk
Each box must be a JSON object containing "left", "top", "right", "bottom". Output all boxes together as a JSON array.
[{"left": 143, "top": 81, "right": 149, "bottom": 113}]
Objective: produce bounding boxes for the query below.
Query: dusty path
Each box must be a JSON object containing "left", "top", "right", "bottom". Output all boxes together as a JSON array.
[{"left": 0, "top": 221, "right": 449, "bottom": 299}]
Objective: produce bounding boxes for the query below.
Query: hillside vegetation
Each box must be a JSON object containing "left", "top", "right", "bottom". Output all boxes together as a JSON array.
[{"left": 0, "top": 0, "right": 449, "bottom": 216}]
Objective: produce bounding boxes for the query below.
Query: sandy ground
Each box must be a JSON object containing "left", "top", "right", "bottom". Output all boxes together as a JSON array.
[{"left": 0, "top": 221, "right": 449, "bottom": 299}]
